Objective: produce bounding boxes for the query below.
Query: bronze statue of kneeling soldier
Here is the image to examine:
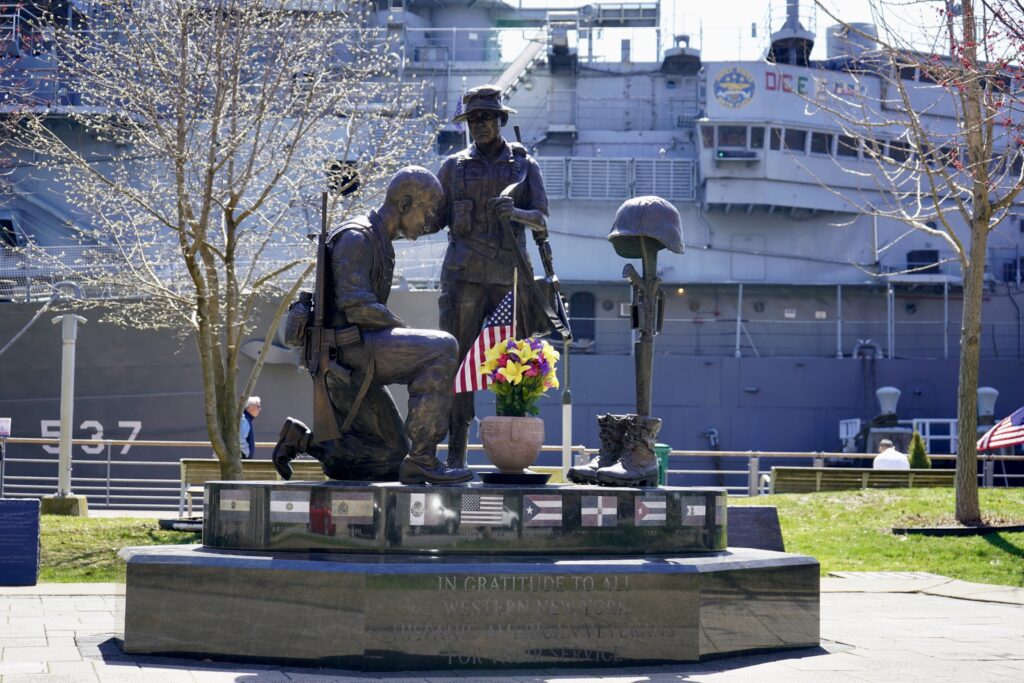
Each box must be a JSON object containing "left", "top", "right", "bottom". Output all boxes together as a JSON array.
[
  {"left": 568, "top": 196, "right": 684, "bottom": 487},
  {"left": 273, "top": 167, "right": 473, "bottom": 486}
]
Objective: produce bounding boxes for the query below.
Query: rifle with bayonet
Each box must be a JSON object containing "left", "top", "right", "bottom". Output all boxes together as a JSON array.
[
  {"left": 307, "top": 192, "right": 343, "bottom": 444},
  {"left": 498, "top": 126, "right": 572, "bottom": 341}
]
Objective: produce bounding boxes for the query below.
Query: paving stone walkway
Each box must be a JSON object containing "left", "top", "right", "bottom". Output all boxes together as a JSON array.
[{"left": 1, "top": 576, "right": 1022, "bottom": 682}]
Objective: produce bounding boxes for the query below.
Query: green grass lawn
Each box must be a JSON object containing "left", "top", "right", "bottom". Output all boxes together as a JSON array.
[
  {"left": 732, "top": 488, "right": 1024, "bottom": 587},
  {"left": 39, "top": 517, "right": 199, "bottom": 583},
  {"left": 36, "top": 488, "right": 1024, "bottom": 585}
]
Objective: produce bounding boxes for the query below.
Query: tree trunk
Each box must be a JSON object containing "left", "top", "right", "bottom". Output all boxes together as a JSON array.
[{"left": 954, "top": 223, "right": 986, "bottom": 525}]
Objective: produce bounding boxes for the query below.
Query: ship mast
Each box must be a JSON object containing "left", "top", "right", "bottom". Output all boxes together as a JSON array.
[{"left": 767, "top": 0, "right": 815, "bottom": 66}]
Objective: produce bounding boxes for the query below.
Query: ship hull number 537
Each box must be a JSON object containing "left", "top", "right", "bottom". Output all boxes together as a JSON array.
[{"left": 39, "top": 420, "right": 143, "bottom": 455}]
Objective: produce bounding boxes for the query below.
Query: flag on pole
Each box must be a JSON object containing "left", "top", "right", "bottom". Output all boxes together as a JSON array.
[
  {"left": 454, "top": 290, "right": 514, "bottom": 393},
  {"left": 453, "top": 95, "right": 464, "bottom": 132},
  {"left": 977, "top": 406, "right": 1024, "bottom": 451}
]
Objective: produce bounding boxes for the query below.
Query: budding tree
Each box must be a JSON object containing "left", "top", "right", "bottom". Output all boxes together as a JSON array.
[
  {"left": 7, "top": 0, "right": 436, "bottom": 478},
  {"left": 810, "top": 0, "right": 1024, "bottom": 523}
]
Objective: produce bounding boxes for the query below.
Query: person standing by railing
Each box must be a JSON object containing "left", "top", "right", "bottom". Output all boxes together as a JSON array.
[{"left": 239, "top": 396, "right": 261, "bottom": 459}]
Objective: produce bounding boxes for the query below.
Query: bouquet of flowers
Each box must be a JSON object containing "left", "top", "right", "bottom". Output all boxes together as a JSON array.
[{"left": 480, "top": 338, "right": 560, "bottom": 417}]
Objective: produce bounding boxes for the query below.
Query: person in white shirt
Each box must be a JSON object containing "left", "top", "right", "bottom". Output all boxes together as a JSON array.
[{"left": 873, "top": 439, "right": 910, "bottom": 470}]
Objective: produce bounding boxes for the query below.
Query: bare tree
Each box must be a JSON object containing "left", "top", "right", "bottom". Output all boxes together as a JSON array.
[
  {"left": 5, "top": 0, "right": 436, "bottom": 478},
  {"left": 809, "top": 0, "right": 1024, "bottom": 523}
]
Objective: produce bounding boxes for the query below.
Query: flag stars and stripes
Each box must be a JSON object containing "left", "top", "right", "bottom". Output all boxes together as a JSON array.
[
  {"left": 454, "top": 291, "right": 514, "bottom": 393},
  {"left": 977, "top": 406, "right": 1024, "bottom": 451},
  {"left": 461, "top": 493, "right": 505, "bottom": 525}
]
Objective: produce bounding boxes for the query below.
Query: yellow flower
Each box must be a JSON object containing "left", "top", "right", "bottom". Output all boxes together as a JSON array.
[
  {"left": 498, "top": 361, "right": 525, "bottom": 385},
  {"left": 484, "top": 342, "right": 507, "bottom": 364},
  {"left": 480, "top": 359, "right": 497, "bottom": 375},
  {"left": 541, "top": 341, "right": 560, "bottom": 363},
  {"left": 516, "top": 341, "right": 540, "bottom": 363}
]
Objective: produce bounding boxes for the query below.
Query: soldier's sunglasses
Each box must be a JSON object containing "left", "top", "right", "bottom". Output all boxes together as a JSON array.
[{"left": 466, "top": 111, "right": 499, "bottom": 124}]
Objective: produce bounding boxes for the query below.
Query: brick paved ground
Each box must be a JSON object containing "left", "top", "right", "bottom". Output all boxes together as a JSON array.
[{"left": 1, "top": 577, "right": 1022, "bottom": 682}]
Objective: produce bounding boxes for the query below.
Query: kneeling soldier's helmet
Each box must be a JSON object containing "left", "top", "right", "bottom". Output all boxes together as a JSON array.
[{"left": 607, "top": 196, "right": 684, "bottom": 258}]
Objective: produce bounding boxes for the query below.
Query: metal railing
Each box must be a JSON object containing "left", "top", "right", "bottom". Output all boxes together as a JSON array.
[{"left": 1, "top": 436, "right": 1020, "bottom": 513}]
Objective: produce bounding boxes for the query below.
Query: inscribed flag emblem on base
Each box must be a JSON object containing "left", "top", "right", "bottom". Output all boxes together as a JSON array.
[
  {"left": 634, "top": 495, "right": 667, "bottom": 526},
  {"left": 332, "top": 492, "right": 374, "bottom": 525},
  {"left": 682, "top": 497, "right": 706, "bottom": 526},
  {"left": 270, "top": 490, "right": 310, "bottom": 523},
  {"left": 454, "top": 291, "right": 514, "bottom": 393},
  {"left": 523, "top": 494, "right": 562, "bottom": 527},
  {"left": 408, "top": 492, "right": 443, "bottom": 526},
  {"left": 218, "top": 489, "right": 250, "bottom": 517},
  {"left": 581, "top": 495, "right": 618, "bottom": 527},
  {"left": 461, "top": 493, "right": 505, "bottom": 525}
]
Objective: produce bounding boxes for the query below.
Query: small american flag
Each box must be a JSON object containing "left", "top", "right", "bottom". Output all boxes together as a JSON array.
[
  {"left": 453, "top": 93, "right": 465, "bottom": 131},
  {"left": 454, "top": 290, "right": 514, "bottom": 393},
  {"left": 977, "top": 406, "right": 1024, "bottom": 451},
  {"left": 461, "top": 493, "right": 505, "bottom": 525}
]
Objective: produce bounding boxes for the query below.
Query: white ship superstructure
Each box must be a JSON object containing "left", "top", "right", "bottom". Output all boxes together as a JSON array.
[{"left": 1, "top": 0, "right": 1023, "bottom": 507}]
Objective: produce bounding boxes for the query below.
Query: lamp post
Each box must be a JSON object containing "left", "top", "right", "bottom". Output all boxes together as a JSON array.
[{"left": 40, "top": 314, "right": 89, "bottom": 516}]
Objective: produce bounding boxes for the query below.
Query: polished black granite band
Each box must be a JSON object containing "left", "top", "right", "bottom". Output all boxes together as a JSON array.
[
  {"left": 119, "top": 545, "right": 820, "bottom": 670},
  {"left": 203, "top": 481, "right": 728, "bottom": 555}
]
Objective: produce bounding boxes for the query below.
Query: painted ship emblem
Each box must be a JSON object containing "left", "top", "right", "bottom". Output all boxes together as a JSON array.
[{"left": 714, "top": 67, "right": 755, "bottom": 109}]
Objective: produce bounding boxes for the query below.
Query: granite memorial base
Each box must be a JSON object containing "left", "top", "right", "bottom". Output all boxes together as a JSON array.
[
  {"left": 119, "top": 545, "right": 819, "bottom": 670},
  {"left": 0, "top": 498, "right": 40, "bottom": 586},
  {"left": 120, "top": 481, "right": 819, "bottom": 670},
  {"left": 727, "top": 506, "right": 785, "bottom": 552}
]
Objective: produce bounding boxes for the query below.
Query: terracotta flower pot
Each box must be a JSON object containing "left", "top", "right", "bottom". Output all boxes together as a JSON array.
[{"left": 479, "top": 416, "right": 545, "bottom": 473}]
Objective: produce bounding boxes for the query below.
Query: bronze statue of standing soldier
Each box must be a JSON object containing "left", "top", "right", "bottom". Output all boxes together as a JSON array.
[
  {"left": 273, "top": 167, "right": 473, "bottom": 485},
  {"left": 428, "top": 85, "right": 551, "bottom": 469}
]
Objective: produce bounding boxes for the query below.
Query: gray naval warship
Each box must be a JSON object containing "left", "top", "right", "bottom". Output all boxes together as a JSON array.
[{"left": 2, "top": 0, "right": 1023, "bottom": 508}]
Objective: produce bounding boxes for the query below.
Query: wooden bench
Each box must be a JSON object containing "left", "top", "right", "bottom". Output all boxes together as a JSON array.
[
  {"left": 178, "top": 458, "right": 327, "bottom": 516},
  {"left": 769, "top": 466, "right": 955, "bottom": 494}
]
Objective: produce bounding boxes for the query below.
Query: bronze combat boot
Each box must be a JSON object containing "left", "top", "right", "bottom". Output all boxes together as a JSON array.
[
  {"left": 568, "top": 414, "right": 629, "bottom": 484},
  {"left": 272, "top": 417, "right": 312, "bottom": 480},
  {"left": 595, "top": 415, "right": 662, "bottom": 487},
  {"left": 400, "top": 447, "right": 474, "bottom": 485}
]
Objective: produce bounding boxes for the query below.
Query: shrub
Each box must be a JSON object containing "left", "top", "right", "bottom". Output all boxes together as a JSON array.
[{"left": 908, "top": 431, "right": 931, "bottom": 469}]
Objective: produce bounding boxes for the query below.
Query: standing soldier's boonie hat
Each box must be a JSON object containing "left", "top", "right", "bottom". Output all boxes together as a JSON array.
[{"left": 452, "top": 85, "right": 517, "bottom": 123}]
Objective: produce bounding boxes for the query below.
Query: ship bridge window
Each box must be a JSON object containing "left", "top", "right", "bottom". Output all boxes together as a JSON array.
[
  {"left": 888, "top": 140, "right": 911, "bottom": 163},
  {"left": 770, "top": 127, "right": 783, "bottom": 150},
  {"left": 700, "top": 125, "right": 714, "bottom": 148},
  {"left": 326, "top": 160, "right": 360, "bottom": 196},
  {"left": 810, "top": 132, "right": 834, "bottom": 156},
  {"left": 569, "top": 292, "right": 596, "bottom": 344},
  {"left": 750, "top": 127, "right": 765, "bottom": 149},
  {"left": 784, "top": 128, "right": 807, "bottom": 153},
  {"left": 837, "top": 135, "right": 860, "bottom": 158},
  {"left": 0, "top": 219, "right": 16, "bottom": 248},
  {"left": 718, "top": 125, "right": 747, "bottom": 147},
  {"left": 937, "top": 145, "right": 958, "bottom": 167},
  {"left": 864, "top": 138, "right": 887, "bottom": 160}
]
